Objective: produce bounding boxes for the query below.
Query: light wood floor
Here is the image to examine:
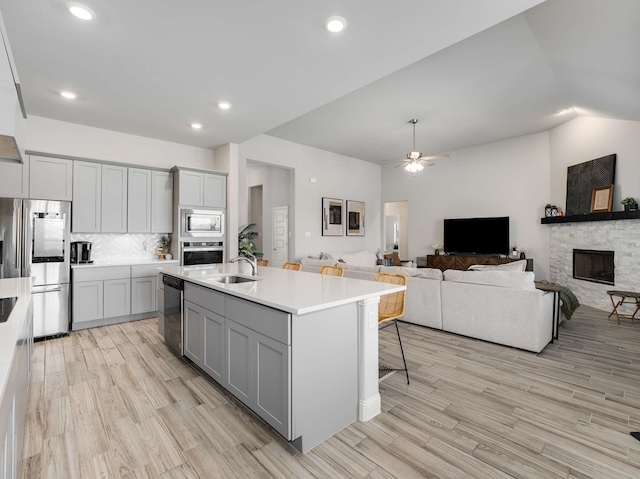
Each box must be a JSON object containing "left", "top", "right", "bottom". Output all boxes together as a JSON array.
[{"left": 21, "top": 306, "right": 640, "bottom": 478}]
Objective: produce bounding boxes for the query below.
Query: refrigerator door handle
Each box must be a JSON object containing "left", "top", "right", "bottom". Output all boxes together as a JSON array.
[
  {"left": 32, "top": 286, "right": 63, "bottom": 294},
  {"left": 14, "top": 206, "right": 20, "bottom": 269}
]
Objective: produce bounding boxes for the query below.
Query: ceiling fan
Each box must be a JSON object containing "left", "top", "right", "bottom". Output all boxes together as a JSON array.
[{"left": 383, "top": 119, "right": 449, "bottom": 173}]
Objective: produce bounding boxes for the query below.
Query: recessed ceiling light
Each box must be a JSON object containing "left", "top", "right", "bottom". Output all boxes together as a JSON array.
[
  {"left": 190, "top": 123, "right": 203, "bottom": 129},
  {"left": 325, "top": 16, "right": 347, "bottom": 33},
  {"left": 60, "top": 91, "right": 77, "bottom": 99},
  {"left": 66, "top": 2, "right": 95, "bottom": 21},
  {"left": 217, "top": 101, "right": 232, "bottom": 110},
  {"left": 555, "top": 108, "right": 571, "bottom": 115}
]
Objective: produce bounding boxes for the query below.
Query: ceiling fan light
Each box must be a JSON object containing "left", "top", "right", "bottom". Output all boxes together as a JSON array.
[
  {"left": 404, "top": 161, "right": 423, "bottom": 173},
  {"left": 407, "top": 151, "right": 422, "bottom": 160}
]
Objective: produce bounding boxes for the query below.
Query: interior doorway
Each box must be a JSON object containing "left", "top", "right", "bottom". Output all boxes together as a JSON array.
[
  {"left": 249, "top": 185, "right": 263, "bottom": 254},
  {"left": 272, "top": 206, "right": 288, "bottom": 267},
  {"left": 384, "top": 201, "right": 409, "bottom": 260}
]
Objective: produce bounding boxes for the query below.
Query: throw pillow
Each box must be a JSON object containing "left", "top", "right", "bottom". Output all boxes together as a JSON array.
[
  {"left": 468, "top": 260, "right": 527, "bottom": 272},
  {"left": 383, "top": 252, "right": 401, "bottom": 266}
]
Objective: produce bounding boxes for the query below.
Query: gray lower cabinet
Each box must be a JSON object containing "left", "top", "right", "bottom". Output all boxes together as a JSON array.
[
  {"left": 224, "top": 318, "right": 254, "bottom": 407},
  {"left": 103, "top": 278, "right": 131, "bottom": 318},
  {"left": 183, "top": 300, "right": 204, "bottom": 365},
  {"left": 72, "top": 280, "right": 104, "bottom": 323},
  {"left": 183, "top": 299, "right": 226, "bottom": 385},
  {"left": 131, "top": 276, "right": 157, "bottom": 314}
]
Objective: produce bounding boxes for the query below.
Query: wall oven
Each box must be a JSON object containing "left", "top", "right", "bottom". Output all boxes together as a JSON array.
[
  {"left": 181, "top": 241, "right": 225, "bottom": 266},
  {"left": 181, "top": 209, "right": 224, "bottom": 238}
]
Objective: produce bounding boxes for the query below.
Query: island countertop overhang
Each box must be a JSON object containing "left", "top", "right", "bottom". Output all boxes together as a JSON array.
[{"left": 157, "top": 264, "right": 405, "bottom": 315}]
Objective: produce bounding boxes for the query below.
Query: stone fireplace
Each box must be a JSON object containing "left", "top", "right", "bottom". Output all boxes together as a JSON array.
[
  {"left": 549, "top": 219, "right": 640, "bottom": 312},
  {"left": 573, "top": 249, "right": 614, "bottom": 285}
]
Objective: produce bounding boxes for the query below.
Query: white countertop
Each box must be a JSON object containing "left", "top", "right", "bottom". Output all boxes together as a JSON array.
[
  {"left": 0, "top": 278, "right": 32, "bottom": 399},
  {"left": 158, "top": 264, "right": 405, "bottom": 315},
  {"left": 71, "top": 259, "right": 180, "bottom": 269}
]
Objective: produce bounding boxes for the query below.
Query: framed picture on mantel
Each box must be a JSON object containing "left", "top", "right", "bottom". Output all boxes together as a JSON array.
[{"left": 590, "top": 185, "right": 614, "bottom": 213}]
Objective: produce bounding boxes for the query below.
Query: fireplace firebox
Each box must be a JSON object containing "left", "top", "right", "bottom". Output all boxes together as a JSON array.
[{"left": 573, "top": 249, "right": 614, "bottom": 285}]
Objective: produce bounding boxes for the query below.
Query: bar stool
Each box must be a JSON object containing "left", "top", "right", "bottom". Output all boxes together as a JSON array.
[
  {"left": 374, "top": 272, "right": 409, "bottom": 384},
  {"left": 257, "top": 259, "right": 269, "bottom": 267},
  {"left": 282, "top": 262, "right": 302, "bottom": 271},
  {"left": 320, "top": 265, "right": 344, "bottom": 277}
]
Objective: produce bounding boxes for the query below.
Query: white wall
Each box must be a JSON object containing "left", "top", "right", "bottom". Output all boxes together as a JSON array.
[
  {"left": 26, "top": 116, "right": 214, "bottom": 169},
  {"left": 239, "top": 135, "right": 382, "bottom": 260},
  {"left": 214, "top": 143, "right": 239, "bottom": 257},
  {"left": 549, "top": 116, "right": 640, "bottom": 210},
  {"left": 382, "top": 132, "right": 551, "bottom": 279},
  {"left": 246, "top": 164, "right": 292, "bottom": 262}
]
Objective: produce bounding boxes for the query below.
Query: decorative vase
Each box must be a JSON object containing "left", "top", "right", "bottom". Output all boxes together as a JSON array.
[
  {"left": 625, "top": 204, "right": 638, "bottom": 212},
  {"left": 435, "top": 249, "right": 440, "bottom": 256},
  {"left": 520, "top": 252, "right": 526, "bottom": 259}
]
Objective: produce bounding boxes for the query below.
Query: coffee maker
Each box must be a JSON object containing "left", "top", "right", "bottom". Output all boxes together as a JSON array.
[{"left": 70, "top": 241, "right": 93, "bottom": 263}]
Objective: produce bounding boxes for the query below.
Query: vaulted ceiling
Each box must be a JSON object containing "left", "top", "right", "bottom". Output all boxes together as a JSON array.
[{"left": 1, "top": 0, "right": 638, "bottom": 163}]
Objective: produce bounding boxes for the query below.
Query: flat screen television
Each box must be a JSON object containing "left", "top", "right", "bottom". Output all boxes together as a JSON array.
[{"left": 443, "top": 216, "right": 509, "bottom": 256}]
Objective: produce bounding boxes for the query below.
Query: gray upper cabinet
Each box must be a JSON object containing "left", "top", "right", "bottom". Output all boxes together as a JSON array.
[
  {"left": 0, "top": 154, "right": 29, "bottom": 198},
  {"left": 101, "top": 164, "right": 128, "bottom": 233},
  {"left": 29, "top": 155, "right": 73, "bottom": 201},
  {"left": 127, "top": 168, "right": 152, "bottom": 233},
  {"left": 178, "top": 170, "right": 204, "bottom": 206},
  {"left": 151, "top": 171, "right": 173, "bottom": 233},
  {"left": 72, "top": 161, "right": 102, "bottom": 233},
  {"left": 175, "top": 168, "right": 226, "bottom": 208},
  {"left": 204, "top": 173, "right": 226, "bottom": 208}
]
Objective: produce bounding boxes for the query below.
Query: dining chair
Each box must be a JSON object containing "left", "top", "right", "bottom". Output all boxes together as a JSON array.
[
  {"left": 282, "top": 262, "right": 302, "bottom": 271},
  {"left": 320, "top": 265, "right": 344, "bottom": 277},
  {"left": 374, "top": 272, "right": 409, "bottom": 384}
]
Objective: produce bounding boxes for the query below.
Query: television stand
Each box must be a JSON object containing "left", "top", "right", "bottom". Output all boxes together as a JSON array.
[{"left": 422, "top": 254, "right": 533, "bottom": 272}]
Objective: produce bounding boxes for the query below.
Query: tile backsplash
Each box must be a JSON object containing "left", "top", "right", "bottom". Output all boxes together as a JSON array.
[{"left": 70, "top": 233, "right": 171, "bottom": 261}]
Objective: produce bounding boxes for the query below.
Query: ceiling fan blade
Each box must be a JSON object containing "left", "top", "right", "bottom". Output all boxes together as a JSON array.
[
  {"left": 380, "top": 159, "right": 408, "bottom": 163},
  {"left": 424, "top": 161, "right": 435, "bottom": 167},
  {"left": 420, "top": 153, "right": 449, "bottom": 161},
  {"left": 392, "top": 162, "right": 409, "bottom": 168}
]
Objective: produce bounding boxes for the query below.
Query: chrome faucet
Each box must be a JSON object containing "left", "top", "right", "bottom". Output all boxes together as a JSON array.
[{"left": 230, "top": 253, "right": 258, "bottom": 276}]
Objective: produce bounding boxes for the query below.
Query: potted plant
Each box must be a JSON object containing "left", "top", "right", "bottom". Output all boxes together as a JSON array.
[
  {"left": 238, "top": 224, "right": 264, "bottom": 258},
  {"left": 158, "top": 235, "right": 171, "bottom": 259},
  {"left": 621, "top": 197, "right": 638, "bottom": 212}
]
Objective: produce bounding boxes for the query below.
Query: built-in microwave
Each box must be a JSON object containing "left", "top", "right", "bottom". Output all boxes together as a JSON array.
[{"left": 181, "top": 209, "right": 224, "bottom": 238}]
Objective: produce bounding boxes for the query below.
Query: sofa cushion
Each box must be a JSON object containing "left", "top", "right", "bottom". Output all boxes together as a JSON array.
[
  {"left": 443, "top": 269, "right": 536, "bottom": 291},
  {"left": 468, "top": 260, "right": 527, "bottom": 271},
  {"left": 332, "top": 250, "right": 378, "bottom": 266},
  {"left": 341, "top": 263, "right": 381, "bottom": 274},
  {"left": 382, "top": 266, "right": 443, "bottom": 280},
  {"left": 300, "top": 257, "right": 337, "bottom": 267}
]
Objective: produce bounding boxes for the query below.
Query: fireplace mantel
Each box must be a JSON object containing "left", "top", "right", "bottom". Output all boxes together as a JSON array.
[{"left": 541, "top": 210, "right": 640, "bottom": 225}]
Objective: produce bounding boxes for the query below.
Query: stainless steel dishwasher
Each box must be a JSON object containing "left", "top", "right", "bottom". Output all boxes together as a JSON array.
[{"left": 162, "top": 275, "right": 184, "bottom": 355}]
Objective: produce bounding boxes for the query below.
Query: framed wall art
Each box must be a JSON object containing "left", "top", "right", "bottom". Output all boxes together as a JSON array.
[
  {"left": 322, "top": 197, "right": 343, "bottom": 236},
  {"left": 566, "top": 154, "right": 616, "bottom": 215},
  {"left": 590, "top": 185, "right": 614, "bottom": 213},
  {"left": 346, "top": 200, "right": 365, "bottom": 236}
]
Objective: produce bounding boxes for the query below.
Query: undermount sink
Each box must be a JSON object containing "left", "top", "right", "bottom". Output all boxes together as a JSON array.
[{"left": 211, "top": 275, "right": 259, "bottom": 284}]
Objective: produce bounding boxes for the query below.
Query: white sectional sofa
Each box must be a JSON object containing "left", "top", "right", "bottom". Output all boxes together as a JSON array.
[{"left": 300, "top": 256, "right": 555, "bottom": 353}]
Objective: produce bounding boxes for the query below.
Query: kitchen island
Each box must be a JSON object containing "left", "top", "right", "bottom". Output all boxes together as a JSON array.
[{"left": 158, "top": 263, "right": 405, "bottom": 452}]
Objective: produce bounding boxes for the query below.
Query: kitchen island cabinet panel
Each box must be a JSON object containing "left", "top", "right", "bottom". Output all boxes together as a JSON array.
[
  {"left": 29, "top": 155, "right": 73, "bottom": 201},
  {"left": 73, "top": 280, "right": 104, "bottom": 323},
  {"left": 254, "top": 332, "right": 291, "bottom": 438},
  {"left": 131, "top": 276, "right": 157, "bottom": 314},
  {"left": 203, "top": 310, "right": 225, "bottom": 383},
  {"left": 72, "top": 160, "right": 102, "bottom": 232},
  {"left": 226, "top": 296, "right": 289, "bottom": 345},
  {"left": 151, "top": 171, "right": 173, "bottom": 233},
  {"left": 184, "top": 282, "right": 225, "bottom": 317},
  {"left": 184, "top": 301, "right": 204, "bottom": 365},
  {"left": 225, "top": 319, "right": 254, "bottom": 408},
  {"left": 127, "top": 168, "right": 152, "bottom": 233},
  {"left": 101, "top": 164, "right": 128, "bottom": 233},
  {"left": 103, "top": 278, "right": 131, "bottom": 319}
]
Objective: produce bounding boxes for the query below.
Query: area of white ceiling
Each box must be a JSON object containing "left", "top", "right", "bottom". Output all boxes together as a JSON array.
[
  {"left": 0, "top": 0, "right": 544, "bottom": 150},
  {"left": 267, "top": 0, "right": 640, "bottom": 163}
]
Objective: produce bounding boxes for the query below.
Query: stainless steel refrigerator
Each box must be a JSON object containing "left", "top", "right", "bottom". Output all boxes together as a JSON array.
[{"left": 0, "top": 198, "right": 71, "bottom": 338}]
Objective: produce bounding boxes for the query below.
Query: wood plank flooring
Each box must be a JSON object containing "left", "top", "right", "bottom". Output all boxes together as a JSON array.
[{"left": 21, "top": 306, "right": 640, "bottom": 478}]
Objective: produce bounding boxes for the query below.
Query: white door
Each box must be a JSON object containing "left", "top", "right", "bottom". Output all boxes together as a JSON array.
[{"left": 272, "top": 206, "right": 288, "bottom": 267}]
